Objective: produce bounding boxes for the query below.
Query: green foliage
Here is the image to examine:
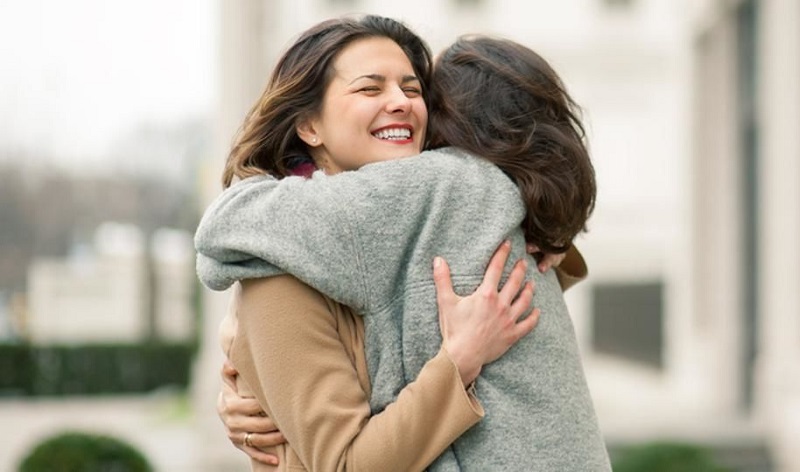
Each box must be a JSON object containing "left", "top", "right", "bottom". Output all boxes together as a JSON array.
[
  {"left": 0, "top": 342, "right": 197, "bottom": 397},
  {"left": 18, "top": 431, "right": 153, "bottom": 472},
  {"left": 613, "top": 441, "right": 729, "bottom": 472},
  {"left": 0, "top": 341, "right": 33, "bottom": 396}
]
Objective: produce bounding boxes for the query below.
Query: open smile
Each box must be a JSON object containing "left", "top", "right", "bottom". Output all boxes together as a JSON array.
[{"left": 372, "top": 125, "right": 413, "bottom": 142}]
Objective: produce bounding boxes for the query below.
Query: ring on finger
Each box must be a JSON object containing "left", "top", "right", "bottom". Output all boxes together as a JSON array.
[{"left": 244, "top": 432, "right": 253, "bottom": 448}]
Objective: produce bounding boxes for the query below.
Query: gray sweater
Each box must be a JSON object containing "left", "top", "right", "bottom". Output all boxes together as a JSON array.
[{"left": 195, "top": 147, "right": 610, "bottom": 471}]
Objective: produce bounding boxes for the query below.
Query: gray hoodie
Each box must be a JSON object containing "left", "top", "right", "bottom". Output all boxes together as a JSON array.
[{"left": 195, "top": 147, "right": 610, "bottom": 471}]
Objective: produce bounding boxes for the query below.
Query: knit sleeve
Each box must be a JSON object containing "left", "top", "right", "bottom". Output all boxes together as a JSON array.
[
  {"left": 194, "top": 173, "right": 370, "bottom": 311},
  {"left": 194, "top": 150, "right": 519, "bottom": 313}
]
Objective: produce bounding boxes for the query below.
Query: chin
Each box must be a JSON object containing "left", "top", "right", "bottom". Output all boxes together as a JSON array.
[
  {"left": 361, "top": 143, "right": 420, "bottom": 165},
  {"left": 390, "top": 146, "right": 422, "bottom": 159}
]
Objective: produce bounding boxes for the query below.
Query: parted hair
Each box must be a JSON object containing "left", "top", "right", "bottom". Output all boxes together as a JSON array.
[
  {"left": 222, "top": 15, "right": 433, "bottom": 188},
  {"left": 428, "top": 36, "right": 596, "bottom": 253}
]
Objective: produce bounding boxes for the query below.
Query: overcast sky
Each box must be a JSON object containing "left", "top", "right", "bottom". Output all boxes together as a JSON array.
[{"left": 0, "top": 0, "right": 215, "bottom": 165}]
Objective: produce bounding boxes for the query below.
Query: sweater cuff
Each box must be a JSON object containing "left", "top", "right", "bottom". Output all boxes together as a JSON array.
[{"left": 435, "top": 347, "right": 485, "bottom": 420}]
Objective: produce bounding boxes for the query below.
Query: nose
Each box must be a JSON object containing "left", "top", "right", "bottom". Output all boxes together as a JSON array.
[{"left": 385, "top": 87, "right": 411, "bottom": 115}]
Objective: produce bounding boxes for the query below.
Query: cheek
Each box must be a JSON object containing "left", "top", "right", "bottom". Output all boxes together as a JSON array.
[
  {"left": 347, "top": 100, "right": 382, "bottom": 126},
  {"left": 414, "top": 98, "right": 429, "bottom": 127},
  {"left": 319, "top": 132, "right": 370, "bottom": 171}
]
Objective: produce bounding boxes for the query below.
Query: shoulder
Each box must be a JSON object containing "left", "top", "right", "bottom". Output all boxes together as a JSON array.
[
  {"left": 239, "top": 275, "right": 335, "bottom": 320},
  {"left": 353, "top": 147, "right": 504, "bottom": 185}
]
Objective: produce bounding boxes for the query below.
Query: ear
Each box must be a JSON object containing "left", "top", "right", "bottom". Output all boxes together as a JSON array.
[{"left": 296, "top": 117, "right": 322, "bottom": 147}]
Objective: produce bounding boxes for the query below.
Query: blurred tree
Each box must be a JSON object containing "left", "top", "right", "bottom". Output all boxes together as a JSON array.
[
  {"left": 0, "top": 164, "right": 36, "bottom": 292},
  {"left": 18, "top": 431, "right": 153, "bottom": 472},
  {"left": 30, "top": 172, "right": 78, "bottom": 257},
  {"left": 613, "top": 441, "right": 729, "bottom": 472},
  {"left": 0, "top": 157, "right": 201, "bottom": 294}
]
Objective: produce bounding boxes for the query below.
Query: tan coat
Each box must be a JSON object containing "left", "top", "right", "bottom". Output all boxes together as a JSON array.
[{"left": 219, "top": 246, "right": 586, "bottom": 471}]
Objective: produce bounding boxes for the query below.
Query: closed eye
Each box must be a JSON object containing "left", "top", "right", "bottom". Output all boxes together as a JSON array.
[
  {"left": 357, "top": 86, "right": 381, "bottom": 94},
  {"left": 402, "top": 87, "right": 422, "bottom": 97}
]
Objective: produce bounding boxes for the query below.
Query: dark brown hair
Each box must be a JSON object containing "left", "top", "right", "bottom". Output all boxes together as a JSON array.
[
  {"left": 428, "top": 36, "right": 596, "bottom": 253},
  {"left": 222, "top": 15, "right": 433, "bottom": 188}
]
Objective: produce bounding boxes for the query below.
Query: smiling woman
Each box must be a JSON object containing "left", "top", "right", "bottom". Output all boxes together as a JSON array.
[
  {"left": 295, "top": 36, "right": 428, "bottom": 173},
  {"left": 221, "top": 15, "right": 433, "bottom": 186}
]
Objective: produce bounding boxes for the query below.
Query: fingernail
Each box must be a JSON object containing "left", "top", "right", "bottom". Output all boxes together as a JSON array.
[
  {"left": 434, "top": 256, "right": 442, "bottom": 268},
  {"left": 503, "top": 240, "right": 511, "bottom": 247}
]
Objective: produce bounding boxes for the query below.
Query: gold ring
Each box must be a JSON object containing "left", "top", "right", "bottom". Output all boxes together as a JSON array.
[{"left": 244, "top": 432, "right": 253, "bottom": 448}]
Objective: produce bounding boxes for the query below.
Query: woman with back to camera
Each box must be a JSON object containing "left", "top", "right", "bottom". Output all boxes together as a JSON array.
[{"left": 197, "top": 15, "right": 609, "bottom": 471}]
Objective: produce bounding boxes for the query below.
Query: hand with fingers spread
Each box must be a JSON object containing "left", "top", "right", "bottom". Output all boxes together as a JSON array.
[
  {"left": 218, "top": 359, "right": 286, "bottom": 466},
  {"left": 433, "top": 240, "right": 540, "bottom": 387}
]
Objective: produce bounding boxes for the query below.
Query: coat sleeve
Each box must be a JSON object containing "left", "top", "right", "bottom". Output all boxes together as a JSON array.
[
  {"left": 231, "top": 275, "right": 484, "bottom": 472},
  {"left": 554, "top": 244, "right": 588, "bottom": 292}
]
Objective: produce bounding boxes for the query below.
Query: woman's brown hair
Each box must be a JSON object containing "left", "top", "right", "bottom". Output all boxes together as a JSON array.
[
  {"left": 428, "top": 36, "right": 596, "bottom": 253},
  {"left": 222, "top": 15, "right": 433, "bottom": 188}
]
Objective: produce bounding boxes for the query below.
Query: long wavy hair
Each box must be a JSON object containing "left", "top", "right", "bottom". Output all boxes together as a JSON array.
[
  {"left": 428, "top": 36, "right": 596, "bottom": 253},
  {"left": 222, "top": 15, "right": 433, "bottom": 188}
]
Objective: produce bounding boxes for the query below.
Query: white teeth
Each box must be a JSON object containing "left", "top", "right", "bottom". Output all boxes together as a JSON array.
[{"left": 373, "top": 128, "right": 411, "bottom": 140}]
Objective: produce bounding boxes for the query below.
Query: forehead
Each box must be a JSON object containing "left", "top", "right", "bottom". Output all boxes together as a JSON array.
[{"left": 331, "top": 37, "right": 416, "bottom": 79}]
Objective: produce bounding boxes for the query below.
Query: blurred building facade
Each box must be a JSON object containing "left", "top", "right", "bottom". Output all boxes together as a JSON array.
[
  {"left": 197, "top": 0, "right": 798, "bottom": 470},
  {"left": 689, "top": 0, "right": 800, "bottom": 470},
  {"left": 25, "top": 223, "right": 196, "bottom": 344}
]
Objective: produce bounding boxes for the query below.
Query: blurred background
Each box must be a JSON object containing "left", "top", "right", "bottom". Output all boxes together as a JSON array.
[{"left": 1, "top": 0, "right": 798, "bottom": 471}]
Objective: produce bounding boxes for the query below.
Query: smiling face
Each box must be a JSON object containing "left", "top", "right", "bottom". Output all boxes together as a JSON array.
[{"left": 297, "top": 37, "right": 428, "bottom": 174}]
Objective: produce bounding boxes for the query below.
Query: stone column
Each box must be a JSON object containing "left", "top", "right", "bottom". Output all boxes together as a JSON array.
[
  {"left": 690, "top": 2, "right": 746, "bottom": 416},
  {"left": 755, "top": 0, "right": 800, "bottom": 470},
  {"left": 194, "top": 0, "right": 274, "bottom": 470}
]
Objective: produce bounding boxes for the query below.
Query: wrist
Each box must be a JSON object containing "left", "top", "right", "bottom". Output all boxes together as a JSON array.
[
  {"left": 445, "top": 342, "right": 481, "bottom": 386},
  {"left": 459, "top": 365, "right": 480, "bottom": 388}
]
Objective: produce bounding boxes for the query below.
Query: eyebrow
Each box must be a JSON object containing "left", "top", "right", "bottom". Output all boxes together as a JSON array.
[{"left": 348, "top": 74, "right": 420, "bottom": 85}]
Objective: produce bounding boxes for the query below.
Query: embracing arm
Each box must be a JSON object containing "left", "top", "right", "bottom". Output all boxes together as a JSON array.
[
  {"left": 194, "top": 173, "right": 365, "bottom": 306},
  {"left": 195, "top": 150, "right": 527, "bottom": 311},
  {"left": 232, "top": 275, "right": 483, "bottom": 472},
  {"left": 230, "top": 242, "right": 537, "bottom": 472}
]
